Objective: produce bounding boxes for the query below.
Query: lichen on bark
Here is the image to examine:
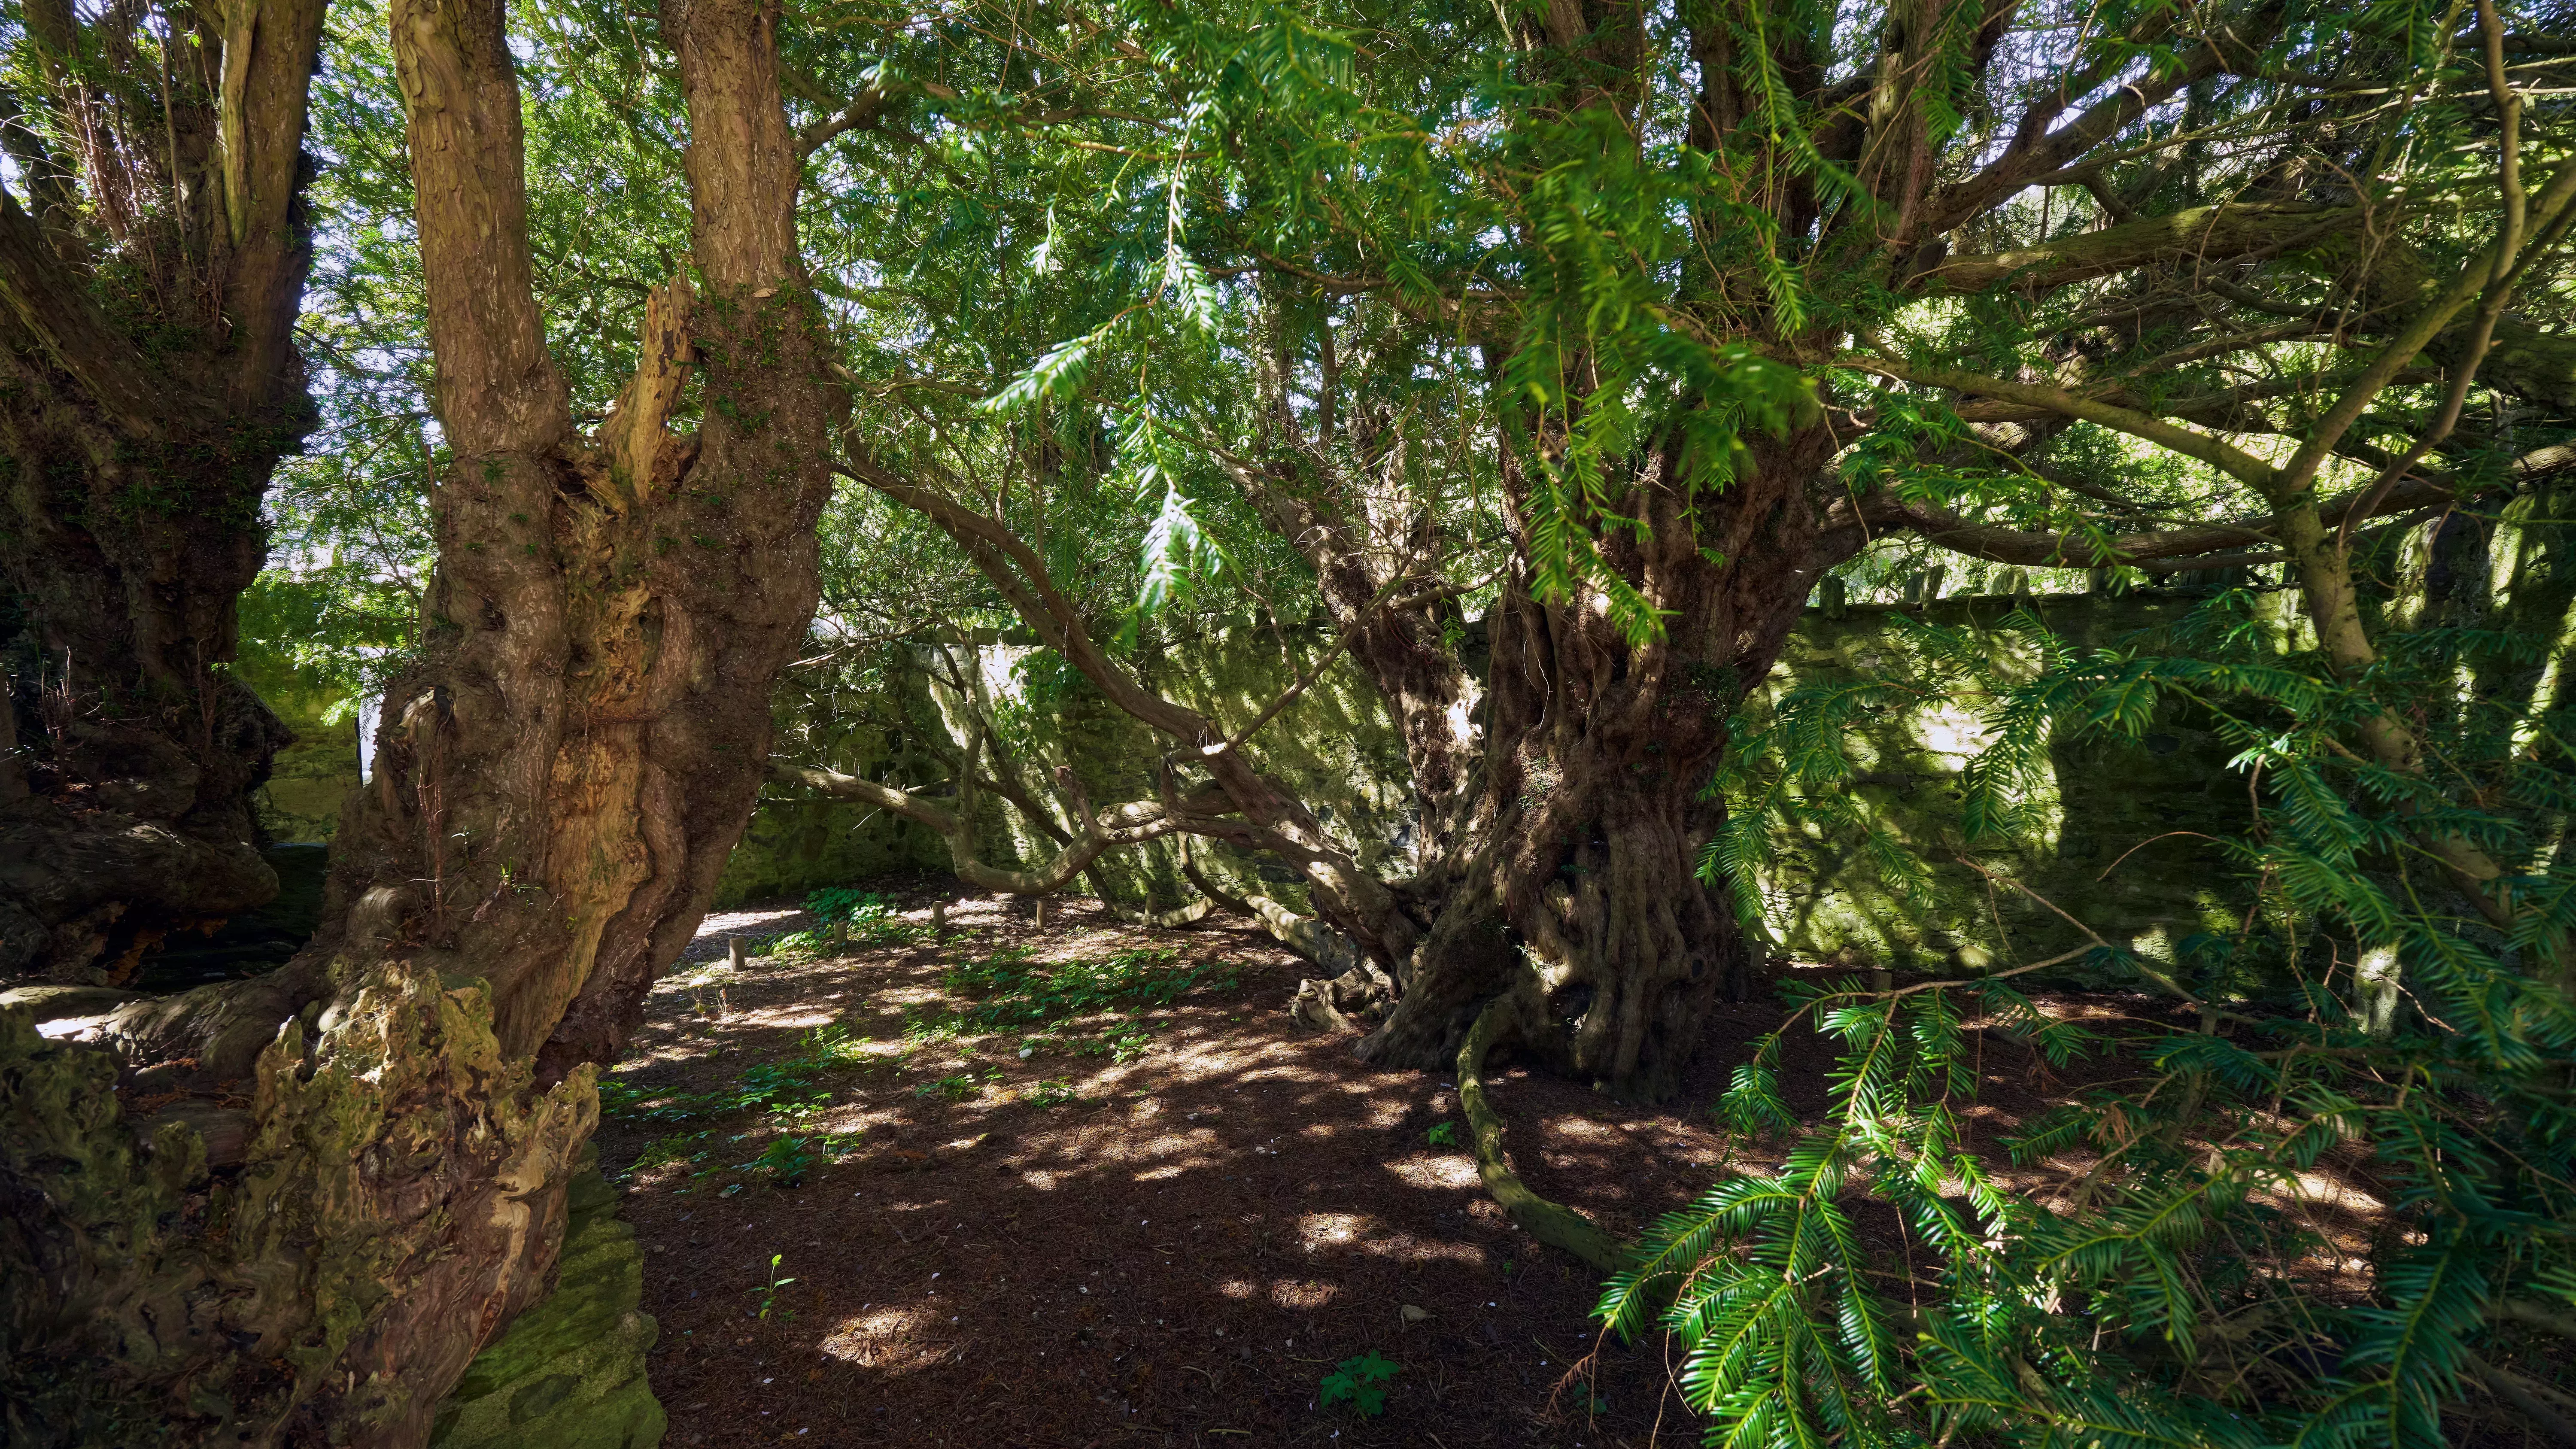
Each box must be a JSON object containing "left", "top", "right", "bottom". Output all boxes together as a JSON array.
[{"left": 2, "top": 960, "right": 596, "bottom": 1446}]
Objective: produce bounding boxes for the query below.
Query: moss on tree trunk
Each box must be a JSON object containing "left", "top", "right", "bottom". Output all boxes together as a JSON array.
[{"left": 0, "top": 0, "right": 843, "bottom": 1441}]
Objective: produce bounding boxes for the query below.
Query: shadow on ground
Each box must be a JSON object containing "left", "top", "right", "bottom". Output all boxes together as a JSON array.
[{"left": 599, "top": 888, "right": 2386, "bottom": 1448}]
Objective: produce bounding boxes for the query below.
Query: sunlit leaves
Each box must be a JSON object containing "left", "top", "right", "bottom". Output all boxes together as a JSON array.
[
  {"left": 1641, "top": 550, "right": 2576, "bottom": 1447},
  {"left": 979, "top": 325, "right": 1114, "bottom": 416},
  {"left": 1113, "top": 409, "right": 1230, "bottom": 626}
]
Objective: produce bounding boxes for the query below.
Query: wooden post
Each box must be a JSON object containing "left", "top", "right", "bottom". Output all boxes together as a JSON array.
[
  {"left": 1034, "top": 896, "right": 1045, "bottom": 929},
  {"left": 727, "top": 936, "right": 746, "bottom": 971}
]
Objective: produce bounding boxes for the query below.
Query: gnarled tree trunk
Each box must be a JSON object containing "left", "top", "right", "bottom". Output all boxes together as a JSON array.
[
  {"left": 860, "top": 397, "right": 1841, "bottom": 1100},
  {"left": 0, "top": 0, "right": 843, "bottom": 1441},
  {"left": 0, "top": 0, "right": 327, "bottom": 986},
  {"left": 1351, "top": 433, "right": 1834, "bottom": 1099}
]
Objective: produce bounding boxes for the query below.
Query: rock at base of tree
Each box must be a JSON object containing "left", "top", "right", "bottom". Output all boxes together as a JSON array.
[{"left": 428, "top": 1153, "right": 664, "bottom": 1449}]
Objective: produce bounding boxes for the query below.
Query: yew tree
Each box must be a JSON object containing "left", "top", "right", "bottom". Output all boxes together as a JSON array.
[
  {"left": 0, "top": 0, "right": 326, "bottom": 983},
  {"left": 1, "top": 0, "right": 847, "bottom": 1440},
  {"left": 772, "top": 0, "right": 2576, "bottom": 1103}
]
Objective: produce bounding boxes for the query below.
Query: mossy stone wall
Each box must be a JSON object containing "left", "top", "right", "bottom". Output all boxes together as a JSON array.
[
  {"left": 1746, "top": 592, "right": 2297, "bottom": 978},
  {"left": 228, "top": 657, "right": 359, "bottom": 845},
  {"left": 711, "top": 796, "right": 952, "bottom": 903},
  {"left": 919, "top": 632, "right": 1417, "bottom": 914},
  {"left": 259, "top": 596, "right": 2279, "bottom": 976}
]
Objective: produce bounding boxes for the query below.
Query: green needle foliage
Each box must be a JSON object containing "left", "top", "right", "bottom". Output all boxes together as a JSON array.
[
  {"left": 184, "top": 0, "right": 2576, "bottom": 1434},
  {"left": 1625, "top": 503, "right": 2576, "bottom": 1442}
]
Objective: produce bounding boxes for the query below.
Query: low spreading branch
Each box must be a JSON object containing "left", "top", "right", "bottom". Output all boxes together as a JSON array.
[
  {"left": 1843, "top": 472, "right": 2455, "bottom": 569},
  {"left": 766, "top": 756, "right": 1236, "bottom": 898},
  {"left": 1912, "top": 204, "right": 2358, "bottom": 296}
]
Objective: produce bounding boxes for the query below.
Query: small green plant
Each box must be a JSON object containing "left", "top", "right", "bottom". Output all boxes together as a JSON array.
[
  {"left": 750, "top": 1254, "right": 795, "bottom": 1320},
  {"left": 598, "top": 1079, "right": 653, "bottom": 1118},
  {"left": 771, "top": 887, "right": 923, "bottom": 955},
  {"left": 897, "top": 1011, "right": 963, "bottom": 1053},
  {"left": 913, "top": 1072, "right": 983, "bottom": 1101},
  {"left": 765, "top": 1090, "right": 834, "bottom": 1123},
  {"left": 596, "top": 1057, "right": 834, "bottom": 1129},
  {"left": 623, "top": 1131, "right": 713, "bottom": 1179},
  {"left": 1424, "top": 1121, "right": 1460, "bottom": 1148},
  {"left": 1027, "top": 1078, "right": 1081, "bottom": 1107},
  {"left": 731, "top": 1062, "right": 826, "bottom": 1115},
  {"left": 944, "top": 945, "right": 1230, "bottom": 1027},
  {"left": 1101, "top": 1022, "right": 1155, "bottom": 1063},
  {"left": 1318, "top": 1351, "right": 1400, "bottom": 1418},
  {"left": 741, "top": 1136, "right": 818, "bottom": 1184},
  {"left": 907, "top": 945, "right": 1239, "bottom": 1064},
  {"left": 797, "top": 1021, "right": 874, "bottom": 1069}
]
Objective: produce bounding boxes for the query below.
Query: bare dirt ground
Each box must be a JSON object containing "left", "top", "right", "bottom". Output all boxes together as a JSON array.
[{"left": 596, "top": 880, "right": 2379, "bottom": 1447}]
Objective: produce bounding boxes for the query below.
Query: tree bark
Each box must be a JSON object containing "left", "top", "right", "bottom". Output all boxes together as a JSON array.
[
  {"left": 1355, "top": 431, "right": 1832, "bottom": 1099},
  {"left": 0, "top": 0, "right": 843, "bottom": 1440},
  {"left": 0, "top": 0, "right": 328, "bottom": 986}
]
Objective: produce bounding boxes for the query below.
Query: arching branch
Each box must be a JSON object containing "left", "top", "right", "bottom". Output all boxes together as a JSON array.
[
  {"left": 1911, "top": 203, "right": 2357, "bottom": 297},
  {"left": 833, "top": 446, "right": 1426, "bottom": 971},
  {"left": 1841, "top": 472, "right": 2461, "bottom": 569},
  {"left": 766, "top": 753, "right": 1236, "bottom": 898}
]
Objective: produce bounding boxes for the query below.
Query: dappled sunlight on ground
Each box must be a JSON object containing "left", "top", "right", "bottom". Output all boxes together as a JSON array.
[
  {"left": 600, "top": 881, "right": 1753, "bottom": 1446},
  {"left": 600, "top": 883, "right": 2399, "bottom": 1447}
]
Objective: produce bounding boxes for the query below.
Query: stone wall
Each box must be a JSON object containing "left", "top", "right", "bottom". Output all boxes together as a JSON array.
[
  {"left": 229, "top": 655, "right": 361, "bottom": 845},
  {"left": 700, "top": 629, "right": 1420, "bottom": 915},
  {"left": 1744, "top": 592, "right": 2297, "bottom": 975},
  {"left": 688, "top": 593, "right": 2293, "bottom": 980},
  {"left": 713, "top": 795, "right": 953, "bottom": 902},
  {"left": 256, "top": 593, "right": 2285, "bottom": 978}
]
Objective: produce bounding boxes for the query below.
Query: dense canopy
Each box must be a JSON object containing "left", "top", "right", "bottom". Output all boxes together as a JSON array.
[{"left": 5, "top": 0, "right": 2576, "bottom": 1442}]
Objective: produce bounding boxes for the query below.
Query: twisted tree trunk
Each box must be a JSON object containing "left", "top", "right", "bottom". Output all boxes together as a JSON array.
[
  {"left": 859, "top": 407, "right": 1839, "bottom": 1100},
  {"left": 0, "top": 0, "right": 327, "bottom": 986},
  {"left": 0, "top": 0, "right": 843, "bottom": 1440},
  {"left": 1350, "top": 432, "right": 1833, "bottom": 1099}
]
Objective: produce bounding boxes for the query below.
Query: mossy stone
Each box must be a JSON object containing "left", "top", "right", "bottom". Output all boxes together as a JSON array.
[{"left": 426, "top": 1159, "right": 663, "bottom": 1449}]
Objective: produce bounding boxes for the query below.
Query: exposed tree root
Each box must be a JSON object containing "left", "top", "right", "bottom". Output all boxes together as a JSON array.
[
  {"left": 1250, "top": 894, "right": 1399, "bottom": 1032},
  {"left": 1457, "top": 995, "right": 1630, "bottom": 1273},
  {"left": 2472, "top": 1353, "right": 2576, "bottom": 1449},
  {"left": 1095, "top": 896, "right": 1221, "bottom": 930}
]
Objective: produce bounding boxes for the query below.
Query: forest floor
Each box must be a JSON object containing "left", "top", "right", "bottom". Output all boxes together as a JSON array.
[{"left": 595, "top": 879, "right": 2379, "bottom": 1448}]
